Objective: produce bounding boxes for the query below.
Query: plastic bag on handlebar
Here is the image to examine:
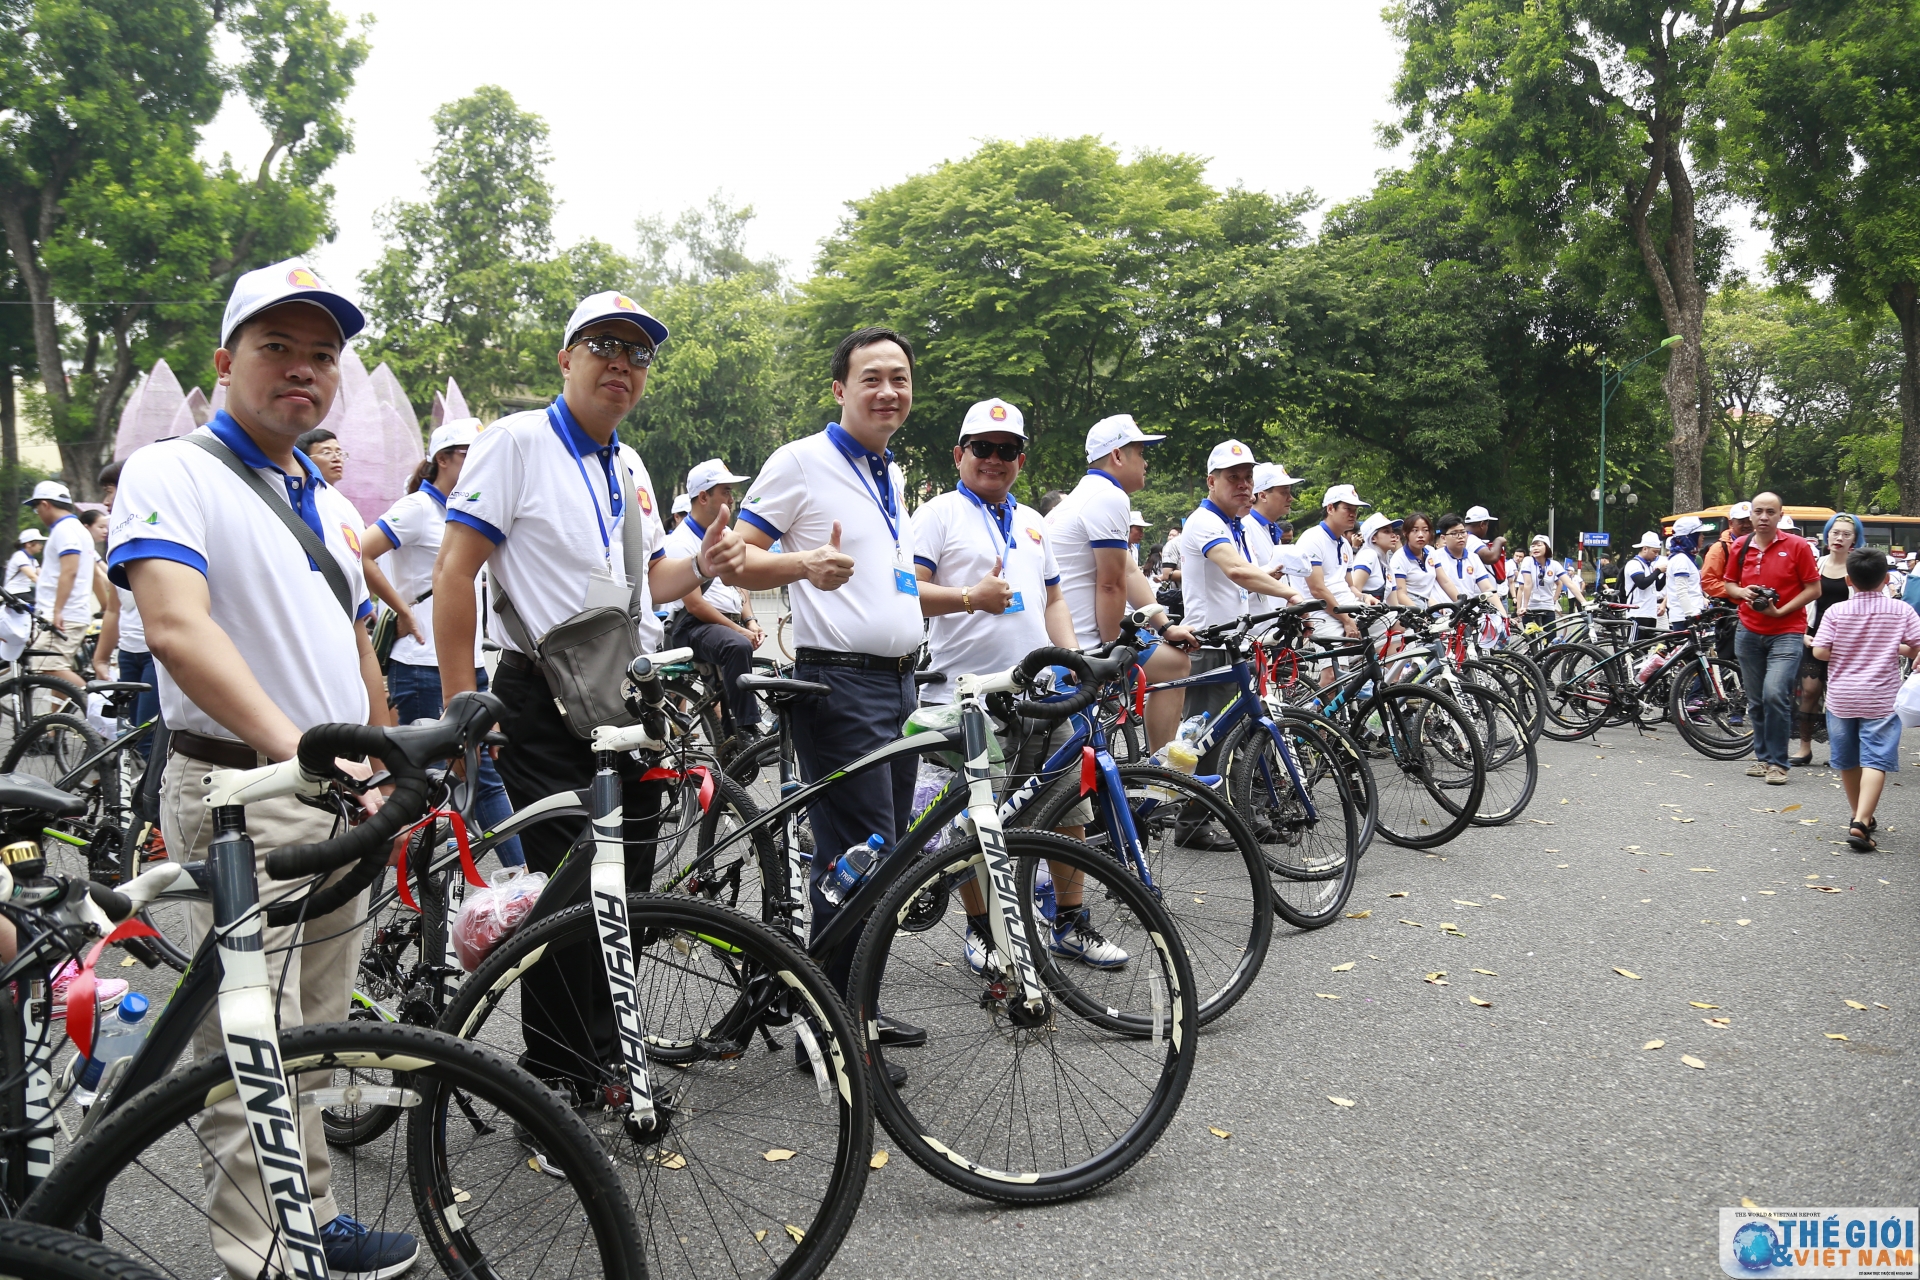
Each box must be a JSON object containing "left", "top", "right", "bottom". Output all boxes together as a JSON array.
[{"left": 903, "top": 703, "right": 1001, "bottom": 773}]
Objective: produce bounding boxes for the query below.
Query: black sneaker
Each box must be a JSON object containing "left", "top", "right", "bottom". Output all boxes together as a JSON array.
[
  {"left": 319, "top": 1213, "right": 419, "bottom": 1280},
  {"left": 873, "top": 1014, "right": 926, "bottom": 1047}
]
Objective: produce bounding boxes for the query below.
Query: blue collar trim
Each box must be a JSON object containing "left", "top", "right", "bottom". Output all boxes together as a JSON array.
[
  {"left": 1246, "top": 509, "right": 1272, "bottom": 531},
  {"left": 209, "top": 411, "right": 325, "bottom": 487},
  {"left": 419, "top": 481, "right": 447, "bottom": 507},
  {"left": 1086, "top": 469, "right": 1126, "bottom": 492},
  {"left": 550, "top": 395, "right": 618, "bottom": 458},
  {"left": 827, "top": 421, "right": 893, "bottom": 466},
  {"left": 681, "top": 513, "right": 707, "bottom": 541}
]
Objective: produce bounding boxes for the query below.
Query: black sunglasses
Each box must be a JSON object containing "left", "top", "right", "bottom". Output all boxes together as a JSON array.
[
  {"left": 570, "top": 334, "right": 658, "bottom": 368},
  {"left": 964, "top": 439, "right": 1023, "bottom": 462}
]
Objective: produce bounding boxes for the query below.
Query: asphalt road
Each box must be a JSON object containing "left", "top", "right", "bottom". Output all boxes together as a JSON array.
[{"left": 829, "top": 725, "right": 1919, "bottom": 1279}]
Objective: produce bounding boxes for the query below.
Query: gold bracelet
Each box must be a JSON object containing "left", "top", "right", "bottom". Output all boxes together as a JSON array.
[{"left": 963, "top": 589, "right": 974, "bottom": 614}]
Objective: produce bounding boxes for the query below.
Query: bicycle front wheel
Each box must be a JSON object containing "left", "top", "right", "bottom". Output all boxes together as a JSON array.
[
  {"left": 21, "top": 1021, "right": 646, "bottom": 1280},
  {"left": 1357, "top": 685, "right": 1485, "bottom": 849},
  {"left": 1669, "top": 654, "right": 1754, "bottom": 760},
  {"left": 1225, "top": 715, "right": 1361, "bottom": 929},
  {"left": 1447, "top": 682, "right": 1538, "bottom": 826},
  {"left": 0, "top": 1220, "right": 166, "bottom": 1280},
  {"left": 1539, "top": 643, "right": 1612, "bottom": 742},
  {"left": 848, "top": 829, "right": 1198, "bottom": 1204}
]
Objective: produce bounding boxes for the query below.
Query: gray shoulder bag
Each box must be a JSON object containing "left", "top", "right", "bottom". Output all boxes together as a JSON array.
[
  {"left": 185, "top": 434, "right": 355, "bottom": 620},
  {"left": 493, "top": 451, "right": 653, "bottom": 739}
]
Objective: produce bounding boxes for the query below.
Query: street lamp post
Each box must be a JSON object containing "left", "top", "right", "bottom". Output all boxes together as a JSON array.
[{"left": 1596, "top": 334, "right": 1683, "bottom": 543}]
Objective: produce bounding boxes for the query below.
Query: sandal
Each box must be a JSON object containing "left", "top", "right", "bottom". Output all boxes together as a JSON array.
[{"left": 1847, "top": 820, "right": 1877, "bottom": 853}]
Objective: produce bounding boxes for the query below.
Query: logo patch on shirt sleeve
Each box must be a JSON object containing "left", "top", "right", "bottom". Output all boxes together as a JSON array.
[
  {"left": 636, "top": 488, "right": 654, "bottom": 515},
  {"left": 341, "top": 524, "right": 361, "bottom": 555}
]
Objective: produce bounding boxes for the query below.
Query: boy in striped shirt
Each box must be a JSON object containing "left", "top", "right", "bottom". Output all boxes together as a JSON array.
[{"left": 1810, "top": 547, "right": 1920, "bottom": 852}]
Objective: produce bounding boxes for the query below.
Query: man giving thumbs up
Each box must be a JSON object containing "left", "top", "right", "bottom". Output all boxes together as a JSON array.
[{"left": 665, "top": 458, "right": 767, "bottom": 750}]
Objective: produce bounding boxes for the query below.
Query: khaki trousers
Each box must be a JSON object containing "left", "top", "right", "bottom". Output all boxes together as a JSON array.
[{"left": 163, "top": 750, "right": 367, "bottom": 1280}]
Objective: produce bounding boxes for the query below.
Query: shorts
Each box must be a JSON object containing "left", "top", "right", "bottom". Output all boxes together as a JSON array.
[
  {"left": 1826, "top": 712, "right": 1901, "bottom": 773},
  {"left": 29, "top": 626, "right": 83, "bottom": 673},
  {"left": 1004, "top": 715, "right": 1095, "bottom": 826}
]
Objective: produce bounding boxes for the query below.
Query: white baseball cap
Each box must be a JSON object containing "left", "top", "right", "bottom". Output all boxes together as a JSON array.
[
  {"left": 1206, "top": 440, "right": 1256, "bottom": 472},
  {"left": 1253, "top": 462, "right": 1299, "bottom": 493},
  {"left": 1464, "top": 505, "right": 1497, "bottom": 523},
  {"left": 671, "top": 493, "right": 691, "bottom": 516},
  {"left": 1128, "top": 510, "right": 1150, "bottom": 528},
  {"left": 17, "top": 528, "right": 43, "bottom": 545},
  {"left": 685, "top": 458, "right": 750, "bottom": 499},
  {"left": 427, "top": 417, "right": 481, "bottom": 457},
  {"left": 959, "top": 398, "right": 1026, "bottom": 442},
  {"left": 1084, "top": 414, "right": 1165, "bottom": 462},
  {"left": 1321, "top": 484, "right": 1370, "bottom": 510},
  {"left": 1635, "top": 531, "right": 1661, "bottom": 549},
  {"left": 1359, "top": 512, "right": 1403, "bottom": 541},
  {"left": 1727, "top": 501, "right": 1754, "bottom": 520},
  {"left": 1530, "top": 534, "right": 1553, "bottom": 551},
  {"left": 1671, "top": 515, "right": 1704, "bottom": 536},
  {"left": 1779, "top": 513, "right": 1797, "bottom": 531},
  {"left": 23, "top": 480, "right": 73, "bottom": 509},
  {"left": 563, "top": 290, "right": 669, "bottom": 349},
  {"left": 220, "top": 257, "right": 365, "bottom": 349}
]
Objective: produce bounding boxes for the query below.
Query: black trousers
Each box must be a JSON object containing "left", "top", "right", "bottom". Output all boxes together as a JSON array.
[
  {"left": 790, "top": 662, "right": 916, "bottom": 996},
  {"left": 492, "top": 660, "right": 667, "bottom": 1093},
  {"left": 670, "top": 610, "right": 762, "bottom": 729}
]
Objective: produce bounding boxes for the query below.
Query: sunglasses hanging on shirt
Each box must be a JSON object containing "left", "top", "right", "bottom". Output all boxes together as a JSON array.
[{"left": 964, "top": 439, "right": 1023, "bottom": 462}]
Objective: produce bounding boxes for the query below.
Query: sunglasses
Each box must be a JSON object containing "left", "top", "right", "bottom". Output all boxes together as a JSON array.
[
  {"left": 964, "top": 439, "right": 1023, "bottom": 462},
  {"left": 571, "top": 334, "right": 658, "bottom": 368}
]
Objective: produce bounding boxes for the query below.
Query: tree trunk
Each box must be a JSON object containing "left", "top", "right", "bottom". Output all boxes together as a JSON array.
[
  {"left": 1893, "top": 281, "right": 1920, "bottom": 516},
  {"left": 0, "top": 360, "right": 16, "bottom": 523}
]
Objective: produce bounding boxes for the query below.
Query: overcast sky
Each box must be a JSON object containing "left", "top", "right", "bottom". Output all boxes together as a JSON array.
[{"left": 202, "top": 0, "right": 1762, "bottom": 289}]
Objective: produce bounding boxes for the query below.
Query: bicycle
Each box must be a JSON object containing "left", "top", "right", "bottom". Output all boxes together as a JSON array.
[
  {"left": 0, "top": 590, "right": 88, "bottom": 747},
  {"left": 1541, "top": 604, "right": 1751, "bottom": 758},
  {"left": 0, "top": 695, "right": 648, "bottom": 1279}
]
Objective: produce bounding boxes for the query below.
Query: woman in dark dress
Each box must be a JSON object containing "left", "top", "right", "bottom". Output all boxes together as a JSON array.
[{"left": 1794, "top": 513, "right": 1863, "bottom": 767}]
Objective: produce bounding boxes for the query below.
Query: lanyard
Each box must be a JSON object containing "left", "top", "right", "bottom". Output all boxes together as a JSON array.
[
  {"left": 831, "top": 427, "right": 900, "bottom": 546},
  {"left": 959, "top": 483, "right": 1016, "bottom": 560},
  {"left": 547, "top": 402, "right": 622, "bottom": 560}
]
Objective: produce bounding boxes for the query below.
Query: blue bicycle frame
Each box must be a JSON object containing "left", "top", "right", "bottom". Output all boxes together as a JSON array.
[{"left": 1143, "top": 648, "right": 1320, "bottom": 822}]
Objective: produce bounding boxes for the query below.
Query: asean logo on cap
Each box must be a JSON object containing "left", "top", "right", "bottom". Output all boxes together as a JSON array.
[
  {"left": 635, "top": 487, "right": 654, "bottom": 514},
  {"left": 989, "top": 404, "right": 1008, "bottom": 422},
  {"left": 613, "top": 295, "right": 639, "bottom": 312},
  {"left": 286, "top": 267, "right": 320, "bottom": 288},
  {"left": 1230, "top": 444, "right": 1245, "bottom": 456},
  {"left": 340, "top": 524, "right": 361, "bottom": 555}
]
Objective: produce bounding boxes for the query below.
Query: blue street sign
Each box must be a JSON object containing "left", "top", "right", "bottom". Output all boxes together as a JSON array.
[{"left": 1580, "top": 531, "right": 1611, "bottom": 547}]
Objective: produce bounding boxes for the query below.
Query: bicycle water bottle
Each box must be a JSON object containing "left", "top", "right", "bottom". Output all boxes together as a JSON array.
[
  {"left": 1176, "top": 712, "right": 1210, "bottom": 747},
  {"left": 819, "top": 834, "right": 887, "bottom": 906},
  {"left": 1636, "top": 645, "right": 1669, "bottom": 683},
  {"left": 74, "top": 992, "right": 151, "bottom": 1106}
]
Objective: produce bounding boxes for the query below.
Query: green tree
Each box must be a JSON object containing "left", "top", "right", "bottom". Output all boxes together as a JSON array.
[
  {"left": 1388, "top": 0, "right": 1794, "bottom": 516},
  {"left": 0, "top": 0, "right": 368, "bottom": 496},
  {"left": 1721, "top": 0, "right": 1920, "bottom": 511}
]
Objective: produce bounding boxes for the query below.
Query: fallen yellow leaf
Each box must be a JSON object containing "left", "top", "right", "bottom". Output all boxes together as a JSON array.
[
  {"left": 1689, "top": 867, "right": 1718, "bottom": 873},
  {"left": 1614, "top": 968, "right": 1642, "bottom": 980},
  {"left": 1208, "top": 1126, "right": 1231, "bottom": 1139},
  {"left": 1642, "top": 1039, "right": 1665, "bottom": 1050},
  {"left": 1689, "top": 1002, "right": 1720, "bottom": 1009},
  {"left": 1825, "top": 1033, "right": 1849, "bottom": 1041},
  {"left": 1328, "top": 1096, "right": 1355, "bottom": 1108},
  {"left": 1315, "top": 993, "right": 1341, "bottom": 1000},
  {"left": 1345, "top": 910, "right": 1372, "bottom": 918},
  {"left": 1798, "top": 819, "right": 1818, "bottom": 826},
  {"left": 1331, "top": 962, "right": 1355, "bottom": 972},
  {"left": 1491, "top": 894, "right": 1507, "bottom": 900},
  {"left": 1399, "top": 919, "right": 1423, "bottom": 927},
  {"left": 1388, "top": 891, "right": 1408, "bottom": 898},
  {"left": 1556, "top": 864, "right": 1570, "bottom": 868},
  {"left": 869, "top": 1151, "right": 889, "bottom": 1169},
  {"left": 1844, "top": 1000, "right": 1867, "bottom": 1010},
  {"left": 785, "top": 1225, "right": 806, "bottom": 1244},
  {"left": 1423, "top": 972, "right": 1450, "bottom": 985},
  {"left": 1736, "top": 919, "right": 1751, "bottom": 926},
  {"left": 1875, "top": 1003, "right": 1890, "bottom": 1010},
  {"left": 1472, "top": 968, "right": 1498, "bottom": 976},
  {"left": 1468, "top": 996, "right": 1492, "bottom": 1007},
  {"left": 120, "top": 956, "right": 137, "bottom": 968},
  {"left": 656, "top": 1152, "right": 688, "bottom": 1170},
  {"left": 1742, "top": 1198, "right": 1761, "bottom": 1210},
  {"left": 1806, "top": 874, "right": 1821, "bottom": 879},
  {"left": 764, "top": 1149, "right": 796, "bottom": 1162},
  {"left": 1809, "top": 885, "right": 1843, "bottom": 893},
  {"left": 1452, "top": 900, "right": 1481, "bottom": 907},
  {"left": 755, "top": 1229, "right": 769, "bottom": 1243},
  {"left": 1438, "top": 921, "right": 1459, "bottom": 931},
  {"left": 1681, "top": 1055, "right": 1706, "bottom": 1070},
  {"left": 1758, "top": 890, "right": 1776, "bottom": 895},
  {"left": 1704, "top": 1017, "right": 1731, "bottom": 1028},
  {"left": 1780, "top": 804, "right": 1802, "bottom": 813}
]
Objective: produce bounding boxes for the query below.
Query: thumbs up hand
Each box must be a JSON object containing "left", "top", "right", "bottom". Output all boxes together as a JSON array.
[
  {"left": 971, "top": 558, "right": 1015, "bottom": 615},
  {"left": 802, "top": 520, "right": 857, "bottom": 590},
  {"left": 698, "top": 502, "right": 747, "bottom": 582}
]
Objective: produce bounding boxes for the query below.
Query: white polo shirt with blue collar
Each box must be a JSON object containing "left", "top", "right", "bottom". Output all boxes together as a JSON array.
[
  {"left": 35, "top": 512, "right": 97, "bottom": 630},
  {"left": 374, "top": 481, "right": 486, "bottom": 669},
  {"left": 445, "top": 396, "right": 668, "bottom": 653},
  {"left": 911, "top": 483, "right": 1060, "bottom": 704},
  {"left": 738, "top": 423, "right": 922, "bottom": 659},
  {"left": 106, "top": 411, "right": 373, "bottom": 739},
  {"left": 1045, "top": 468, "right": 1133, "bottom": 647},
  {"left": 1177, "top": 499, "right": 1255, "bottom": 631}
]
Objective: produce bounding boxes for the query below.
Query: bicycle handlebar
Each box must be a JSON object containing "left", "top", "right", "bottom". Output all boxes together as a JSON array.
[{"left": 1006, "top": 645, "right": 1137, "bottom": 722}]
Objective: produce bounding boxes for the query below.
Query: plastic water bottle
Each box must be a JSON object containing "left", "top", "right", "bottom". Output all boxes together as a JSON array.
[
  {"left": 819, "top": 834, "right": 887, "bottom": 907},
  {"left": 74, "top": 992, "right": 151, "bottom": 1106},
  {"left": 1176, "top": 713, "right": 1210, "bottom": 746}
]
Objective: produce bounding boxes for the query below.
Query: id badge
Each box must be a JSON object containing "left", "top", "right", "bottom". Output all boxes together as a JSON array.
[
  {"left": 893, "top": 548, "right": 918, "bottom": 596},
  {"left": 584, "top": 560, "right": 629, "bottom": 610},
  {"left": 1006, "top": 590, "right": 1025, "bottom": 613}
]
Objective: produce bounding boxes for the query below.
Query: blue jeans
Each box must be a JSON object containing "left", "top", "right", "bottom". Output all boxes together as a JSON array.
[
  {"left": 386, "top": 660, "right": 524, "bottom": 866},
  {"left": 1735, "top": 627, "right": 1803, "bottom": 768},
  {"left": 117, "top": 649, "right": 162, "bottom": 758}
]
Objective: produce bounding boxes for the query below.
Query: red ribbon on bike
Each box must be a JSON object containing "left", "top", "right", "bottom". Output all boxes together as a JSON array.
[
  {"left": 1079, "top": 745, "right": 1099, "bottom": 797},
  {"left": 65, "top": 917, "right": 161, "bottom": 1059},
  {"left": 1130, "top": 667, "right": 1147, "bottom": 723},
  {"left": 392, "top": 809, "right": 485, "bottom": 914},
  {"left": 638, "top": 765, "right": 714, "bottom": 813}
]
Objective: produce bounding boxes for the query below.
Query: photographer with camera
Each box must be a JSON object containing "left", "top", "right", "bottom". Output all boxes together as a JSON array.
[{"left": 1722, "top": 492, "right": 1821, "bottom": 784}]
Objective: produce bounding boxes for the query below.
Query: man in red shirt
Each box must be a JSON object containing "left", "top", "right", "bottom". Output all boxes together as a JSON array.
[{"left": 1722, "top": 492, "right": 1821, "bottom": 783}]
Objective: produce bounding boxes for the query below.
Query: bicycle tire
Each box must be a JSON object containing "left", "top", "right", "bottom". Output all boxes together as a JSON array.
[
  {"left": 1668, "top": 654, "right": 1754, "bottom": 760},
  {"left": 849, "top": 829, "right": 1197, "bottom": 1204},
  {"left": 1, "top": 714, "right": 118, "bottom": 882},
  {"left": 0, "top": 1220, "right": 166, "bottom": 1280},
  {"left": 437, "top": 892, "right": 870, "bottom": 1280},
  {"left": 1352, "top": 684, "right": 1485, "bottom": 849},
  {"left": 0, "top": 986, "right": 27, "bottom": 1214},
  {"left": 1223, "top": 715, "right": 1361, "bottom": 929},
  {"left": 0, "top": 673, "right": 84, "bottom": 738},
  {"left": 1470, "top": 653, "right": 1546, "bottom": 745},
  {"left": 21, "top": 1021, "right": 647, "bottom": 1280},
  {"left": 1539, "top": 643, "right": 1612, "bottom": 742},
  {"left": 1025, "top": 761, "right": 1272, "bottom": 1024},
  {"left": 1447, "top": 682, "right": 1538, "bottom": 826}
]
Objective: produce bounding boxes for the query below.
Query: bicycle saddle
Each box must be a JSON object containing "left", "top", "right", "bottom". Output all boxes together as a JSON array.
[
  {"left": 0, "top": 771, "right": 86, "bottom": 817},
  {"left": 738, "top": 673, "right": 831, "bottom": 701},
  {"left": 85, "top": 680, "right": 152, "bottom": 695}
]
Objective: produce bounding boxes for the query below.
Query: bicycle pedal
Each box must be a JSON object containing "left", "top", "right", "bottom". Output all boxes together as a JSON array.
[{"left": 695, "top": 1035, "right": 746, "bottom": 1060}]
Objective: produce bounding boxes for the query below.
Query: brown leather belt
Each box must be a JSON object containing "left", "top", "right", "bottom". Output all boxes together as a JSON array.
[
  {"left": 170, "top": 729, "right": 265, "bottom": 770},
  {"left": 793, "top": 648, "right": 917, "bottom": 674}
]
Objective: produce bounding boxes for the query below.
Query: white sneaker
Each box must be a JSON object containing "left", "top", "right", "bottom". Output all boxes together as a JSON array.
[
  {"left": 963, "top": 929, "right": 1003, "bottom": 976},
  {"left": 1049, "top": 912, "right": 1130, "bottom": 969},
  {"left": 1745, "top": 761, "right": 1767, "bottom": 777}
]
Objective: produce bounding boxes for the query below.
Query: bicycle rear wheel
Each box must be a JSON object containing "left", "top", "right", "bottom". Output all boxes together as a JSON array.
[
  {"left": 1668, "top": 655, "right": 1754, "bottom": 760},
  {"left": 1468, "top": 653, "right": 1545, "bottom": 744},
  {"left": 1354, "top": 685, "right": 1485, "bottom": 849},
  {"left": 848, "top": 830, "right": 1198, "bottom": 1204},
  {"left": 1539, "top": 643, "right": 1612, "bottom": 741},
  {"left": 437, "top": 893, "right": 870, "bottom": 1280},
  {"left": 1447, "top": 682, "right": 1538, "bottom": 826},
  {"left": 0, "top": 1220, "right": 165, "bottom": 1280},
  {"left": 1224, "top": 715, "right": 1361, "bottom": 929},
  {"left": 21, "top": 1021, "right": 646, "bottom": 1280}
]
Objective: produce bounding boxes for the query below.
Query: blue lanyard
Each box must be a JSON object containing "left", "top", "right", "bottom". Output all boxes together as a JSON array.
[
  {"left": 1202, "top": 499, "right": 1249, "bottom": 559},
  {"left": 959, "top": 482, "right": 1016, "bottom": 560},
  {"left": 829, "top": 424, "right": 900, "bottom": 546},
  {"left": 547, "top": 402, "right": 622, "bottom": 558}
]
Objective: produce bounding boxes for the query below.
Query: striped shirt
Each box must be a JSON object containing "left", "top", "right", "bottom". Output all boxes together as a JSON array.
[{"left": 1813, "top": 591, "right": 1920, "bottom": 718}]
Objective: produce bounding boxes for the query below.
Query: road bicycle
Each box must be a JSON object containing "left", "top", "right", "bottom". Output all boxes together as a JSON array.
[
  {"left": 0, "top": 694, "right": 648, "bottom": 1279},
  {"left": 0, "top": 590, "right": 88, "bottom": 746},
  {"left": 1540, "top": 604, "right": 1751, "bottom": 758}
]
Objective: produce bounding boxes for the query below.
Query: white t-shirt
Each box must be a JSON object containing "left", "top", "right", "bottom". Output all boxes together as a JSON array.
[
  {"left": 1176, "top": 501, "right": 1256, "bottom": 631},
  {"left": 1664, "top": 552, "right": 1703, "bottom": 620},
  {"left": 911, "top": 487, "right": 1060, "bottom": 704},
  {"left": 117, "top": 587, "right": 145, "bottom": 654},
  {"left": 375, "top": 483, "right": 486, "bottom": 669},
  {"left": 1623, "top": 553, "right": 1664, "bottom": 617},
  {"left": 106, "top": 416, "right": 372, "bottom": 740},
  {"left": 663, "top": 511, "right": 743, "bottom": 617},
  {"left": 1243, "top": 512, "right": 1290, "bottom": 619},
  {"left": 447, "top": 399, "right": 668, "bottom": 655},
  {"left": 1517, "top": 557, "right": 1566, "bottom": 611},
  {"left": 36, "top": 514, "right": 96, "bottom": 629},
  {"left": 1296, "top": 521, "right": 1360, "bottom": 608},
  {"left": 1391, "top": 545, "right": 1443, "bottom": 604},
  {"left": 4, "top": 549, "right": 35, "bottom": 596},
  {"left": 1045, "top": 469, "right": 1133, "bottom": 647},
  {"left": 1351, "top": 547, "right": 1388, "bottom": 598},
  {"left": 738, "top": 424, "right": 922, "bottom": 659}
]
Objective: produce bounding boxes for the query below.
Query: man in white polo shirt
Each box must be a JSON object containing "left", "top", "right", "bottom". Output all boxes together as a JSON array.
[
  {"left": 1244, "top": 461, "right": 1299, "bottom": 622},
  {"left": 109, "top": 257, "right": 417, "bottom": 1280},
  {"left": 1045, "top": 414, "right": 1197, "bottom": 751},
  {"left": 25, "top": 480, "right": 101, "bottom": 693},
  {"left": 433, "top": 290, "right": 744, "bottom": 1126},
  {"left": 665, "top": 457, "right": 764, "bottom": 746},
  {"left": 1298, "top": 484, "right": 1368, "bottom": 642},
  {"left": 1176, "top": 441, "right": 1305, "bottom": 633},
  {"left": 730, "top": 327, "right": 928, "bottom": 1064}
]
